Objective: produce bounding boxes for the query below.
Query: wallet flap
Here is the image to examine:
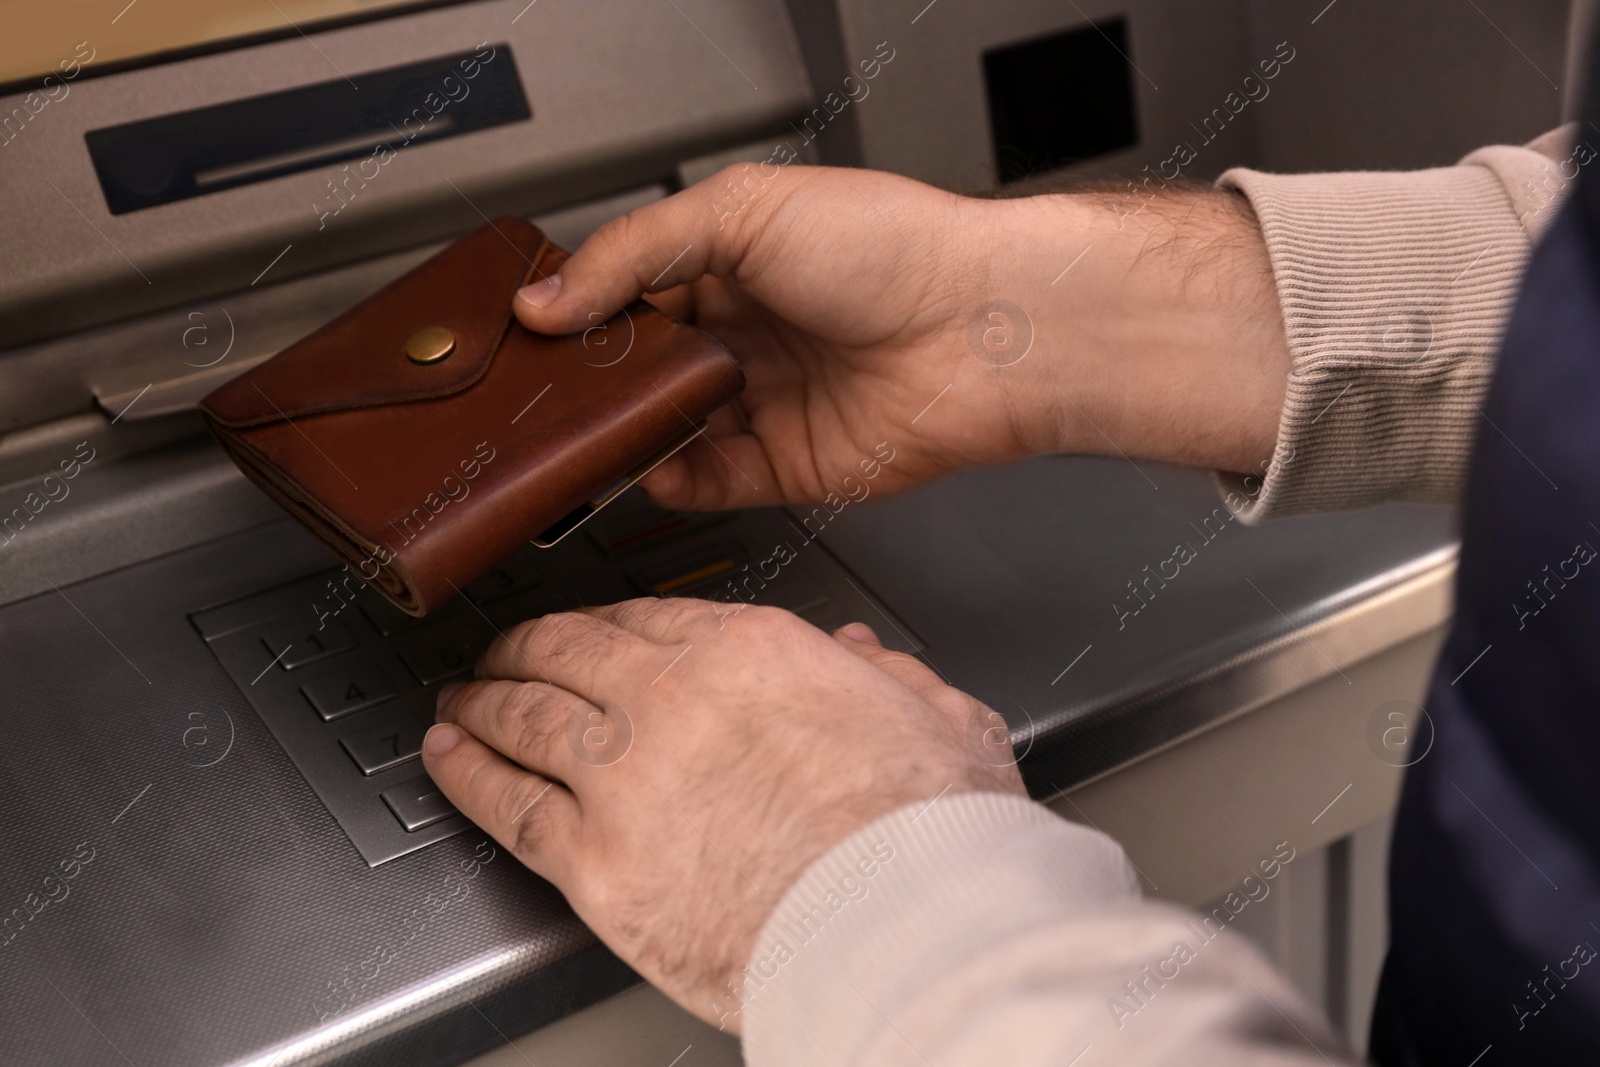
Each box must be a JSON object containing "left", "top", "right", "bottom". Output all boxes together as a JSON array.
[{"left": 201, "top": 216, "right": 553, "bottom": 427}]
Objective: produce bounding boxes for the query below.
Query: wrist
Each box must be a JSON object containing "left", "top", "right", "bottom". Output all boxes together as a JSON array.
[{"left": 966, "top": 186, "right": 1289, "bottom": 474}]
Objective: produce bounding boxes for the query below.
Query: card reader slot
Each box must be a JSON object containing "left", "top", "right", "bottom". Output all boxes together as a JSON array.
[{"left": 85, "top": 46, "right": 531, "bottom": 214}]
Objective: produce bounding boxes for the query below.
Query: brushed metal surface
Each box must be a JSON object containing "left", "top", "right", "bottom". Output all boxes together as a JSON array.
[
  {"left": 0, "top": 443, "right": 1457, "bottom": 1064},
  {"left": 810, "top": 454, "right": 1458, "bottom": 794},
  {"left": 0, "top": 523, "right": 631, "bottom": 1067},
  {"left": 0, "top": 0, "right": 811, "bottom": 349}
]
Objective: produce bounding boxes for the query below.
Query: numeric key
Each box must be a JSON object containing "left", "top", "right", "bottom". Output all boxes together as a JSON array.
[
  {"left": 261, "top": 619, "right": 357, "bottom": 670},
  {"left": 299, "top": 660, "right": 398, "bottom": 721},
  {"left": 394, "top": 623, "right": 481, "bottom": 686},
  {"left": 340, "top": 719, "right": 426, "bottom": 776}
]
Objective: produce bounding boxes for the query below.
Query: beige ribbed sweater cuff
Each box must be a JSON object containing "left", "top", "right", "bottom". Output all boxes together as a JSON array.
[
  {"left": 1214, "top": 156, "right": 1549, "bottom": 520},
  {"left": 740, "top": 793, "right": 1137, "bottom": 1066}
]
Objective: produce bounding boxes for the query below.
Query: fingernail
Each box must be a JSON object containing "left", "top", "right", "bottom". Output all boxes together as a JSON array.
[
  {"left": 517, "top": 274, "right": 561, "bottom": 308},
  {"left": 840, "top": 622, "right": 881, "bottom": 646},
  {"left": 436, "top": 681, "right": 464, "bottom": 712},
  {"left": 424, "top": 723, "right": 461, "bottom": 756}
]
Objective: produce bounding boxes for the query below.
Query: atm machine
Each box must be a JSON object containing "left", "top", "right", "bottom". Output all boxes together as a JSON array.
[{"left": 0, "top": 1, "right": 1564, "bottom": 1064}]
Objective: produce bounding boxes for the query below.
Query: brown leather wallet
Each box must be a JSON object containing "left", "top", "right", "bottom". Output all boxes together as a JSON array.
[{"left": 200, "top": 216, "right": 743, "bottom": 616}]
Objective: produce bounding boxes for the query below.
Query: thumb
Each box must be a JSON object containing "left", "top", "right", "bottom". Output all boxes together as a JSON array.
[{"left": 512, "top": 165, "right": 765, "bottom": 336}]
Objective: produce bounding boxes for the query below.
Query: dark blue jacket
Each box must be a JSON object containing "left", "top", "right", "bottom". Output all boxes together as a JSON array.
[{"left": 1370, "top": 77, "right": 1600, "bottom": 1063}]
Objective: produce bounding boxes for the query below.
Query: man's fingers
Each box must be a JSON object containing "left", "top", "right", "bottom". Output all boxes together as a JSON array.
[
  {"left": 703, "top": 402, "right": 749, "bottom": 439},
  {"left": 837, "top": 622, "right": 882, "bottom": 647},
  {"left": 831, "top": 624, "right": 1016, "bottom": 766},
  {"left": 436, "top": 679, "right": 591, "bottom": 781},
  {"left": 641, "top": 283, "right": 696, "bottom": 322},
  {"left": 638, "top": 432, "right": 784, "bottom": 511},
  {"left": 480, "top": 611, "right": 658, "bottom": 704},
  {"left": 833, "top": 624, "right": 949, "bottom": 700},
  {"left": 577, "top": 597, "right": 722, "bottom": 645},
  {"left": 421, "top": 723, "right": 580, "bottom": 881},
  {"left": 512, "top": 165, "right": 764, "bottom": 336}
]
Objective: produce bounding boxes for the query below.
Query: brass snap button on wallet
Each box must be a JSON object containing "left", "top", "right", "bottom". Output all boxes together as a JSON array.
[
  {"left": 199, "top": 216, "right": 744, "bottom": 617},
  {"left": 404, "top": 326, "right": 456, "bottom": 364}
]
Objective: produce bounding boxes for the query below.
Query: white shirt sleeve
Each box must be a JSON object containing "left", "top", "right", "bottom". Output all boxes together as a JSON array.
[{"left": 739, "top": 792, "right": 1353, "bottom": 1067}]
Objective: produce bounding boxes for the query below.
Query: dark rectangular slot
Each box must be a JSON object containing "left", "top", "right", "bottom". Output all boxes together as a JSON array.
[
  {"left": 85, "top": 45, "right": 530, "bottom": 215},
  {"left": 983, "top": 19, "right": 1139, "bottom": 185}
]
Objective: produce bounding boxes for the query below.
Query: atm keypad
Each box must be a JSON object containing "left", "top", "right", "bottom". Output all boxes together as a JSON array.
[
  {"left": 300, "top": 660, "right": 397, "bottom": 721},
  {"left": 191, "top": 498, "right": 917, "bottom": 866},
  {"left": 628, "top": 540, "right": 740, "bottom": 596},
  {"left": 360, "top": 596, "right": 448, "bottom": 637},
  {"left": 464, "top": 557, "right": 544, "bottom": 604},
  {"left": 262, "top": 618, "right": 357, "bottom": 669},
  {"left": 394, "top": 623, "right": 479, "bottom": 687},
  {"left": 382, "top": 775, "right": 459, "bottom": 832},
  {"left": 340, "top": 719, "right": 427, "bottom": 776}
]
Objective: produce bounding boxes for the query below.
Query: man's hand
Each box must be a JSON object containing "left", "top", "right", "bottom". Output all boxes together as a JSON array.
[
  {"left": 422, "top": 600, "right": 1024, "bottom": 1032},
  {"left": 513, "top": 165, "right": 1290, "bottom": 509}
]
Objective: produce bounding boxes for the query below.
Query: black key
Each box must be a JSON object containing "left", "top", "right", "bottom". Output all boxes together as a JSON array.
[
  {"left": 299, "top": 660, "right": 398, "bottom": 721},
  {"left": 191, "top": 588, "right": 306, "bottom": 642},
  {"left": 587, "top": 508, "right": 692, "bottom": 556},
  {"left": 676, "top": 571, "right": 829, "bottom": 616},
  {"left": 627, "top": 540, "right": 742, "bottom": 596},
  {"left": 340, "top": 718, "right": 426, "bottom": 776},
  {"left": 394, "top": 623, "right": 480, "bottom": 686},
  {"left": 758, "top": 573, "right": 830, "bottom": 616},
  {"left": 583, "top": 489, "right": 734, "bottom": 557},
  {"left": 486, "top": 591, "right": 572, "bottom": 633},
  {"left": 381, "top": 774, "right": 457, "bottom": 832},
  {"left": 464, "top": 556, "right": 544, "bottom": 604},
  {"left": 358, "top": 594, "right": 445, "bottom": 636},
  {"left": 260, "top": 619, "right": 357, "bottom": 671}
]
